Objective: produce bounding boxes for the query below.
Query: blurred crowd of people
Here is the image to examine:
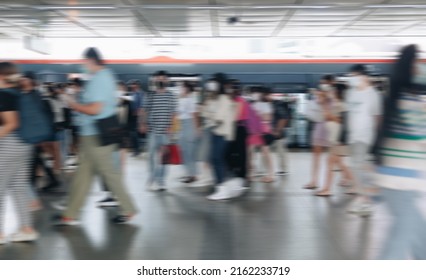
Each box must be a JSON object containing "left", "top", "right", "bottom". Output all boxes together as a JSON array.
[{"left": 0, "top": 45, "right": 425, "bottom": 259}]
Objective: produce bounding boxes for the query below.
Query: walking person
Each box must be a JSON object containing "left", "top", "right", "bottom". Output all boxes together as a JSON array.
[
  {"left": 0, "top": 62, "right": 39, "bottom": 244},
  {"left": 223, "top": 79, "right": 250, "bottom": 196},
  {"left": 177, "top": 81, "right": 200, "bottom": 184},
  {"left": 191, "top": 79, "right": 218, "bottom": 187},
  {"left": 345, "top": 64, "right": 382, "bottom": 216},
  {"left": 206, "top": 73, "right": 239, "bottom": 200},
  {"left": 20, "top": 72, "right": 60, "bottom": 196},
  {"left": 271, "top": 97, "right": 291, "bottom": 176},
  {"left": 374, "top": 45, "right": 426, "bottom": 259},
  {"left": 128, "top": 80, "right": 144, "bottom": 157},
  {"left": 140, "top": 71, "right": 177, "bottom": 191},
  {"left": 248, "top": 87, "right": 275, "bottom": 183},
  {"left": 304, "top": 76, "right": 334, "bottom": 189},
  {"left": 315, "top": 83, "right": 354, "bottom": 196},
  {"left": 52, "top": 47, "right": 137, "bottom": 225}
]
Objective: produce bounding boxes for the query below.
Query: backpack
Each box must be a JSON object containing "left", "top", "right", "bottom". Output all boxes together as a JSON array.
[{"left": 17, "top": 90, "right": 54, "bottom": 144}]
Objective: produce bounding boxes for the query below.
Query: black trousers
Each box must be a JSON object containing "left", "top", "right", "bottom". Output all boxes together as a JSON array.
[
  {"left": 226, "top": 124, "right": 248, "bottom": 180},
  {"left": 30, "top": 146, "right": 58, "bottom": 188}
]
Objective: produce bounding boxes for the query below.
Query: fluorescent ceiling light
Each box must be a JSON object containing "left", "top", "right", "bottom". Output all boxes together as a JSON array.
[
  {"left": 366, "top": 5, "right": 426, "bottom": 9},
  {"left": 35, "top": 5, "right": 116, "bottom": 10}
]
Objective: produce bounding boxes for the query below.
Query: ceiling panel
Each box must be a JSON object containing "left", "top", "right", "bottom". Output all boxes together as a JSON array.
[{"left": 0, "top": 0, "right": 424, "bottom": 38}]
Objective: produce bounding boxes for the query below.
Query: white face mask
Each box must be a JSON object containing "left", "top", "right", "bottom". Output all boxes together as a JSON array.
[
  {"left": 319, "top": 84, "right": 332, "bottom": 92},
  {"left": 348, "top": 76, "right": 362, "bottom": 89},
  {"left": 117, "top": 90, "right": 125, "bottom": 98},
  {"left": 225, "top": 88, "right": 234, "bottom": 94},
  {"left": 66, "top": 88, "right": 75, "bottom": 95},
  {"left": 252, "top": 93, "right": 261, "bottom": 101},
  {"left": 205, "top": 81, "right": 219, "bottom": 92}
]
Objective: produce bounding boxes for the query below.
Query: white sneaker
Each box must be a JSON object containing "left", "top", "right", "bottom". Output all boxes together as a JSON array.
[
  {"left": 149, "top": 182, "right": 161, "bottom": 191},
  {"left": 149, "top": 182, "right": 166, "bottom": 192},
  {"left": 11, "top": 231, "right": 39, "bottom": 243},
  {"left": 191, "top": 177, "right": 214, "bottom": 188},
  {"left": 207, "top": 184, "right": 232, "bottom": 201},
  {"left": 0, "top": 236, "right": 6, "bottom": 245},
  {"left": 51, "top": 201, "right": 67, "bottom": 211},
  {"left": 227, "top": 178, "right": 248, "bottom": 198},
  {"left": 347, "top": 203, "right": 373, "bottom": 217}
]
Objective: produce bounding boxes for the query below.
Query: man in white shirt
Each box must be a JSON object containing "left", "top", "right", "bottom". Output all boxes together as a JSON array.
[{"left": 346, "top": 64, "right": 382, "bottom": 216}]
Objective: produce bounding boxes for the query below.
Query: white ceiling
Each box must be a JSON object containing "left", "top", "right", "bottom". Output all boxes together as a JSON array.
[{"left": 1, "top": 0, "right": 426, "bottom": 39}]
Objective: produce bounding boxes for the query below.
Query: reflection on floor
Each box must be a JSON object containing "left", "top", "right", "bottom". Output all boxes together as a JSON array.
[{"left": 0, "top": 153, "right": 390, "bottom": 260}]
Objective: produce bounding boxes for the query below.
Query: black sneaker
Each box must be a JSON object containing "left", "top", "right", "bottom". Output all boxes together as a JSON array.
[
  {"left": 42, "top": 181, "right": 61, "bottom": 192},
  {"left": 112, "top": 215, "right": 132, "bottom": 224},
  {"left": 276, "top": 171, "right": 289, "bottom": 176},
  {"left": 97, "top": 197, "right": 120, "bottom": 207}
]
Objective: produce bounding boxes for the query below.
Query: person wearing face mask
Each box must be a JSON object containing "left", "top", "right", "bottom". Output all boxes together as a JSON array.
[
  {"left": 304, "top": 75, "right": 335, "bottom": 190},
  {"left": 248, "top": 87, "right": 275, "bottom": 183},
  {"left": 52, "top": 47, "right": 137, "bottom": 225},
  {"left": 206, "top": 74, "right": 239, "bottom": 200},
  {"left": 140, "top": 70, "right": 177, "bottom": 191},
  {"left": 345, "top": 64, "right": 382, "bottom": 216},
  {"left": 373, "top": 45, "right": 426, "bottom": 259},
  {"left": 191, "top": 79, "right": 217, "bottom": 188},
  {"left": 177, "top": 81, "right": 200, "bottom": 184}
]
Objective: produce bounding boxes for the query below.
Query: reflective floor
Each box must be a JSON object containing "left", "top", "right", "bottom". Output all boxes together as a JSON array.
[{"left": 0, "top": 152, "right": 391, "bottom": 260}]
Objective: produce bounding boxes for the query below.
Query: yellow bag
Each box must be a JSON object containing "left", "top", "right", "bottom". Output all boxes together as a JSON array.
[{"left": 171, "top": 117, "right": 180, "bottom": 134}]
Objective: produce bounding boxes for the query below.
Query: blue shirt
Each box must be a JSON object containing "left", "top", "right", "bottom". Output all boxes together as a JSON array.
[{"left": 79, "top": 68, "right": 117, "bottom": 136}]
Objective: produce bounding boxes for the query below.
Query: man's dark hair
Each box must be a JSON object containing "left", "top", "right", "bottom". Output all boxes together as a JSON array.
[
  {"left": 55, "top": 83, "right": 66, "bottom": 90},
  {"left": 71, "top": 78, "right": 84, "bottom": 88},
  {"left": 84, "top": 47, "right": 104, "bottom": 65},
  {"left": 183, "top": 81, "right": 195, "bottom": 92},
  {"left": 349, "top": 64, "right": 368, "bottom": 75},
  {"left": 154, "top": 70, "right": 169, "bottom": 77},
  {"left": 117, "top": 80, "right": 126, "bottom": 87},
  {"left": 130, "top": 79, "right": 142, "bottom": 87},
  {"left": 322, "top": 74, "right": 335, "bottom": 83}
]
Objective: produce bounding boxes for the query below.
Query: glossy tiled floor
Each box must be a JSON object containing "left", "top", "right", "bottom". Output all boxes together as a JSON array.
[{"left": 0, "top": 152, "right": 391, "bottom": 260}]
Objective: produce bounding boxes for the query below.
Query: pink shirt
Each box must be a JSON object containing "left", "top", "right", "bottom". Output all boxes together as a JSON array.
[{"left": 235, "top": 96, "right": 249, "bottom": 121}]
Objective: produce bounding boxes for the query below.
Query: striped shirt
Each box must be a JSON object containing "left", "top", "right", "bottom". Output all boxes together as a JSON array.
[
  {"left": 374, "top": 92, "right": 426, "bottom": 191},
  {"left": 144, "top": 91, "right": 177, "bottom": 134}
]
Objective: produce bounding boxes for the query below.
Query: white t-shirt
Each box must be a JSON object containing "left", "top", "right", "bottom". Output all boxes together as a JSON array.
[
  {"left": 253, "top": 101, "right": 272, "bottom": 116},
  {"left": 177, "top": 94, "right": 197, "bottom": 120},
  {"left": 347, "top": 86, "right": 382, "bottom": 146},
  {"left": 49, "top": 97, "right": 65, "bottom": 123}
]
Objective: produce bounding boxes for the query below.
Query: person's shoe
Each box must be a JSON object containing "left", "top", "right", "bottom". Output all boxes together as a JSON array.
[
  {"left": 345, "top": 187, "right": 358, "bottom": 195},
  {"left": 158, "top": 184, "right": 167, "bottom": 192},
  {"left": 52, "top": 214, "right": 80, "bottom": 226},
  {"left": 276, "top": 171, "right": 289, "bottom": 176},
  {"left": 207, "top": 185, "right": 232, "bottom": 201},
  {"left": 227, "top": 178, "right": 248, "bottom": 198},
  {"left": 112, "top": 215, "right": 133, "bottom": 224},
  {"left": 347, "top": 203, "right": 373, "bottom": 217},
  {"left": 182, "top": 177, "right": 197, "bottom": 184},
  {"left": 0, "top": 236, "right": 6, "bottom": 245},
  {"left": 149, "top": 182, "right": 161, "bottom": 191},
  {"left": 191, "top": 177, "right": 214, "bottom": 187},
  {"left": 97, "top": 197, "right": 120, "bottom": 207},
  {"left": 10, "top": 231, "right": 39, "bottom": 243},
  {"left": 51, "top": 201, "right": 67, "bottom": 211}
]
